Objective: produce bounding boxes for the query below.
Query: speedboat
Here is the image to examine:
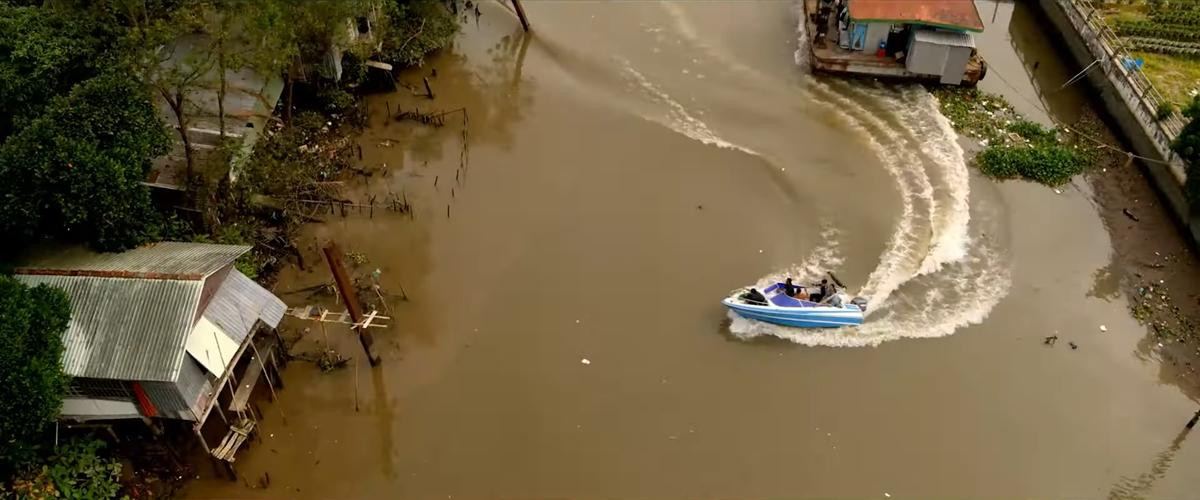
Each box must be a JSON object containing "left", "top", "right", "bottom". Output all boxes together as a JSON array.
[{"left": 722, "top": 282, "right": 867, "bottom": 328}]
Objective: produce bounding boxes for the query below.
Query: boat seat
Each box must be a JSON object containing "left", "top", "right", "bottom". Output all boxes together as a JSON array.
[{"left": 770, "top": 293, "right": 817, "bottom": 308}]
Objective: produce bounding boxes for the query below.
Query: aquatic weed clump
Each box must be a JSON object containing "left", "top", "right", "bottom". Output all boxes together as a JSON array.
[
  {"left": 933, "top": 87, "right": 1096, "bottom": 187},
  {"left": 977, "top": 120, "right": 1090, "bottom": 186}
]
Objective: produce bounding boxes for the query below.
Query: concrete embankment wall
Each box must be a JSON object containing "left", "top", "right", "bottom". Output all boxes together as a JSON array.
[{"left": 1035, "top": 0, "right": 1200, "bottom": 244}]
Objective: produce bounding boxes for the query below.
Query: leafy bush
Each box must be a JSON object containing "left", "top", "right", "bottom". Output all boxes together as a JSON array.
[
  {"left": 4, "top": 439, "right": 124, "bottom": 500},
  {"left": 0, "top": 276, "right": 70, "bottom": 474},
  {"left": 380, "top": 0, "right": 459, "bottom": 67},
  {"left": 1157, "top": 101, "right": 1176, "bottom": 121},
  {"left": 315, "top": 86, "right": 359, "bottom": 117},
  {"left": 1172, "top": 97, "right": 1200, "bottom": 206},
  {"left": 978, "top": 144, "right": 1089, "bottom": 186},
  {"left": 1007, "top": 119, "right": 1058, "bottom": 143}
]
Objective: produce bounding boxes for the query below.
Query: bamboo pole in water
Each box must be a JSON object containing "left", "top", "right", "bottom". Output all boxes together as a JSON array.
[{"left": 511, "top": 0, "right": 530, "bottom": 31}]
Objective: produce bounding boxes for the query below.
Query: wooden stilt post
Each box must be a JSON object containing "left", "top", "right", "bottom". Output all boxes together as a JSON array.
[
  {"left": 272, "top": 327, "right": 289, "bottom": 366},
  {"left": 511, "top": 0, "right": 530, "bottom": 31},
  {"left": 1187, "top": 408, "right": 1200, "bottom": 430},
  {"left": 197, "top": 427, "right": 211, "bottom": 454}
]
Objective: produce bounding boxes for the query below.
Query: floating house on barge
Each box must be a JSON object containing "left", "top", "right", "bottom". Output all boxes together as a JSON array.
[{"left": 803, "top": 0, "right": 987, "bottom": 85}]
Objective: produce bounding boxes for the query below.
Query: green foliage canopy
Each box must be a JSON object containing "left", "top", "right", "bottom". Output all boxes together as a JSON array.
[
  {"left": 0, "top": 4, "right": 121, "bottom": 139},
  {"left": 380, "top": 0, "right": 459, "bottom": 68},
  {"left": 0, "top": 276, "right": 71, "bottom": 475},
  {"left": 0, "top": 73, "right": 171, "bottom": 251}
]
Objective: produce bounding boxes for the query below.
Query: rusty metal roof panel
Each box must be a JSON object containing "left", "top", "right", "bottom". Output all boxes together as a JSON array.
[
  {"left": 849, "top": 0, "right": 984, "bottom": 32},
  {"left": 202, "top": 270, "right": 287, "bottom": 343},
  {"left": 14, "top": 274, "right": 202, "bottom": 382},
  {"left": 18, "top": 242, "right": 251, "bottom": 279}
]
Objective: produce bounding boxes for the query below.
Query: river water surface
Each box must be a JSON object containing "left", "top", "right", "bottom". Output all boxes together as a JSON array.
[{"left": 189, "top": 1, "right": 1200, "bottom": 497}]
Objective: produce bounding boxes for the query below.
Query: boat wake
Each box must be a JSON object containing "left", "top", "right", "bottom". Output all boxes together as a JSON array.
[
  {"left": 620, "top": 61, "right": 760, "bottom": 157},
  {"left": 726, "top": 8, "right": 1011, "bottom": 347},
  {"left": 540, "top": 1, "right": 1011, "bottom": 347}
]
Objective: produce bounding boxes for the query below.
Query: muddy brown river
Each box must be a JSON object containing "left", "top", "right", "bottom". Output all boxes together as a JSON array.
[{"left": 189, "top": 1, "right": 1200, "bottom": 497}]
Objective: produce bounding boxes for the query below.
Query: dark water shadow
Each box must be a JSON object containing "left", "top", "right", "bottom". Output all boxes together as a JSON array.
[
  {"left": 1107, "top": 420, "right": 1195, "bottom": 499},
  {"left": 393, "top": 27, "right": 534, "bottom": 166}
]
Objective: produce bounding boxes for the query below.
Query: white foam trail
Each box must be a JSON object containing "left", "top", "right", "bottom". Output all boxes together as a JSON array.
[
  {"left": 753, "top": 224, "right": 843, "bottom": 291},
  {"left": 842, "top": 83, "right": 972, "bottom": 274},
  {"left": 728, "top": 12, "right": 1010, "bottom": 346},
  {"left": 808, "top": 79, "right": 934, "bottom": 308},
  {"left": 620, "top": 61, "right": 760, "bottom": 156},
  {"left": 894, "top": 86, "right": 972, "bottom": 273},
  {"left": 660, "top": 2, "right": 776, "bottom": 85}
]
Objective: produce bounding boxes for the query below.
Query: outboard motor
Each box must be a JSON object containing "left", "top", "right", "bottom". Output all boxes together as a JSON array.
[{"left": 850, "top": 296, "right": 869, "bottom": 312}]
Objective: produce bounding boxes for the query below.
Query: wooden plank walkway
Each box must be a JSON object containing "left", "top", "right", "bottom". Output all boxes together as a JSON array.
[{"left": 212, "top": 418, "right": 255, "bottom": 462}]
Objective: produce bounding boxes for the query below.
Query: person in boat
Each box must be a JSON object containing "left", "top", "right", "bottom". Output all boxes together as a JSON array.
[
  {"left": 810, "top": 279, "right": 829, "bottom": 303},
  {"left": 794, "top": 285, "right": 810, "bottom": 301},
  {"left": 783, "top": 278, "right": 798, "bottom": 297},
  {"left": 821, "top": 283, "right": 841, "bottom": 306},
  {"left": 740, "top": 288, "right": 767, "bottom": 305}
]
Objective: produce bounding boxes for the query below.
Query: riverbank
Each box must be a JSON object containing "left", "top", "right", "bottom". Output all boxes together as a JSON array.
[
  {"left": 935, "top": 85, "right": 1200, "bottom": 399},
  {"left": 1088, "top": 146, "right": 1200, "bottom": 398}
]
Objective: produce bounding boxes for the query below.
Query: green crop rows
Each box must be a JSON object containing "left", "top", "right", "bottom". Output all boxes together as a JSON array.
[{"left": 1115, "top": 1, "right": 1200, "bottom": 57}]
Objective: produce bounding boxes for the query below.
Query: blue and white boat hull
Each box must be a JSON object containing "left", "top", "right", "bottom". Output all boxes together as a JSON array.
[{"left": 722, "top": 283, "right": 865, "bottom": 328}]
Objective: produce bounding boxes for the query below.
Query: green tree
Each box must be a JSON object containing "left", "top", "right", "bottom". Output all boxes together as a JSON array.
[
  {"left": 0, "top": 73, "right": 171, "bottom": 251},
  {"left": 0, "top": 4, "right": 120, "bottom": 139},
  {"left": 380, "top": 0, "right": 458, "bottom": 68},
  {"left": 137, "top": 4, "right": 214, "bottom": 179},
  {"left": 1172, "top": 97, "right": 1200, "bottom": 205},
  {"left": 0, "top": 276, "right": 70, "bottom": 475},
  {"left": 243, "top": 0, "right": 370, "bottom": 125}
]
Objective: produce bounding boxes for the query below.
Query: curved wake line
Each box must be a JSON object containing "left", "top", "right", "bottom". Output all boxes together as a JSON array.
[
  {"left": 808, "top": 79, "right": 937, "bottom": 308},
  {"left": 729, "top": 24, "right": 1010, "bottom": 346},
  {"left": 620, "top": 60, "right": 761, "bottom": 157},
  {"left": 862, "top": 85, "right": 973, "bottom": 275}
]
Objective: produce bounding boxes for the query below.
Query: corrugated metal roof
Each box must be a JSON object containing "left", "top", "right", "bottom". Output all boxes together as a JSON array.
[
  {"left": 913, "top": 29, "right": 975, "bottom": 47},
  {"left": 15, "top": 275, "right": 201, "bottom": 382},
  {"left": 202, "top": 270, "right": 286, "bottom": 343},
  {"left": 849, "top": 0, "right": 984, "bottom": 32},
  {"left": 18, "top": 242, "right": 251, "bottom": 279}
]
